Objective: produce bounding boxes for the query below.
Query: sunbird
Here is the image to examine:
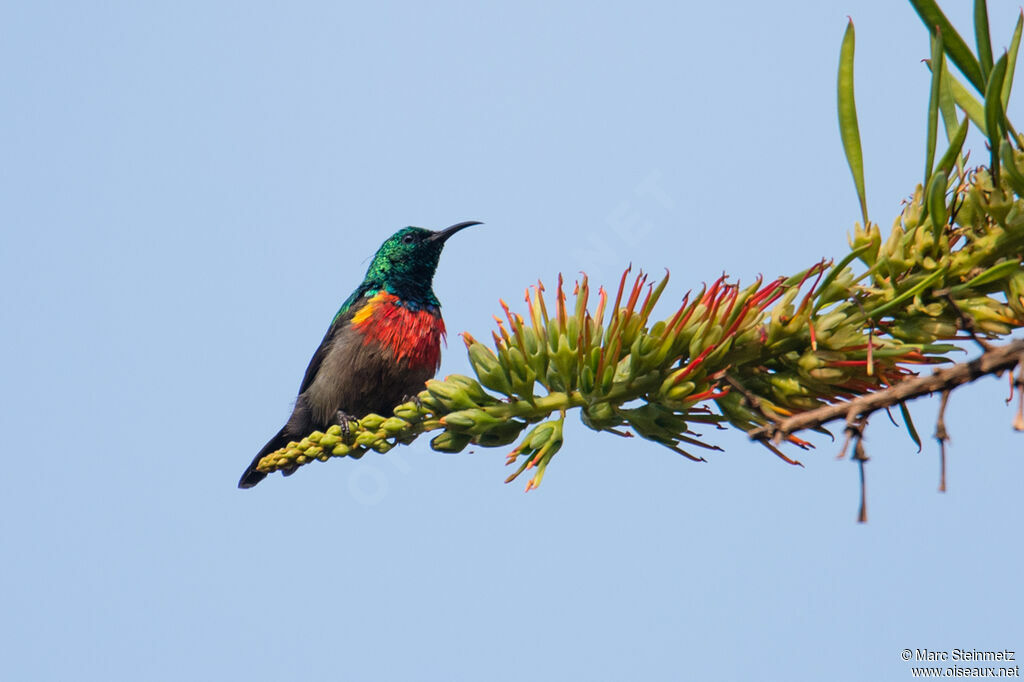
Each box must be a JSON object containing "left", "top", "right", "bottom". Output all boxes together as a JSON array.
[{"left": 238, "top": 221, "right": 482, "bottom": 488}]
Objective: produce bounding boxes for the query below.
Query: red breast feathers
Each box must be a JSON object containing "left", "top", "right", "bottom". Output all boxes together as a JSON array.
[{"left": 351, "top": 291, "right": 445, "bottom": 372}]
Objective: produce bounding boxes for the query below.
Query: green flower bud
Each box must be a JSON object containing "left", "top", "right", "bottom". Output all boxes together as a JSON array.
[
  {"left": 416, "top": 392, "right": 445, "bottom": 413},
  {"left": 688, "top": 321, "right": 721, "bottom": 359},
  {"left": 394, "top": 401, "right": 426, "bottom": 421},
  {"left": 506, "top": 346, "right": 538, "bottom": 397},
  {"left": 850, "top": 221, "right": 881, "bottom": 266},
  {"left": 611, "top": 355, "right": 632, "bottom": 384},
  {"left": 520, "top": 325, "right": 541, "bottom": 356},
  {"left": 807, "top": 367, "right": 850, "bottom": 383},
  {"left": 902, "top": 185, "right": 924, "bottom": 230},
  {"left": 913, "top": 223, "right": 935, "bottom": 255},
  {"left": 430, "top": 431, "right": 472, "bottom": 453},
  {"left": 579, "top": 365, "right": 595, "bottom": 394},
  {"left": 425, "top": 379, "right": 479, "bottom": 411},
  {"left": 911, "top": 297, "right": 944, "bottom": 316},
  {"left": 658, "top": 369, "right": 691, "bottom": 398},
  {"left": 440, "top": 410, "right": 475, "bottom": 429},
  {"left": 546, "top": 334, "right": 573, "bottom": 388},
  {"left": 355, "top": 430, "right": 380, "bottom": 447},
  {"left": 663, "top": 380, "right": 696, "bottom": 403},
  {"left": 359, "top": 414, "right": 385, "bottom": 431},
  {"left": 797, "top": 351, "right": 825, "bottom": 373},
  {"left": 716, "top": 391, "right": 763, "bottom": 428},
  {"left": 467, "top": 341, "right": 514, "bottom": 396},
  {"left": 381, "top": 417, "right": 410, "bottom": 435},
  {"left": 814, "top": 310, "right": 852, "bottom": 336},
  {"left": 565, "top": 317, "right": 580, "bottom": 351},
  {"left": 768, "top": 372, "right": 811, "bottom": 398},
  {"left": 445, "top": 375, "right": 499, "bottom": 406},
  {"left": 527, "top": 423, "right": 556, "bottom": 449},
  {"left": 580, "top": 401, "right": 616, "bottom": 429},
  {"left": 519, "top": 326, "right": 549, "bottom": 378},
  {"left": 959, "top": 298, "right": 1018, "bottom": 335},
  {"left": 981, "top": 186, "right": 1014, "bottom": 225},
  {"left": 545, "top": 364, "right": 567, "bottom": 393},
  {"left": 473, "top": 419, "right": 528, "bottom": 447}
]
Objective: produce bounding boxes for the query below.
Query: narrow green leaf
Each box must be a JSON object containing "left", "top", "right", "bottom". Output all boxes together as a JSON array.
[
  {"left": 865, "top": 267, "right": 947, "bottom": 318},
  {"left": 949, "top": 74, "right": 988, "bottom": 134},
  {"left": 870, "top": 344, "right": 957, "bottom": 358},
  {"left": 950, "top": 258, "right": 1023, "bottom": 293},
  {"left": 1002, "top": 10, "right": 1023, "bottom": 148},
  {"left": 917, "top": 343, "right": 961, "bottom": 355},
  {"left": 938, "top": 62, "right": 960, "bottom": 141},
  {"left": 838, "top": 19, "right": 868, "bottom": 225},
  {"left": 926, "top": 170, "right": 949, "bottom": 242},
  {"left": 925, "top": 30, "right": 944, "bottom": 186},
  {"left": 985, "top": 53, "right": 1009, "bottom": 186},
  {"left": 975, "top": 0, "right": 994, "bottom": 82},
  {"left": 908, "top": 0, "right": 986, "bottom": 93},
  {"left": 1000, "top": 140, "right": 1024, "bottom": 195},
  {"left": 1002, "top": 11, "right": 1023, "bottom": 108},
  {"left": 898, "top": 401, "right": 922, "bottom": 452},
  {"left": 935, "top": 116, "right": 970, "bottom": 179},
  {"left": 937, "top": 66, "right": 966, "bottom": 176}
]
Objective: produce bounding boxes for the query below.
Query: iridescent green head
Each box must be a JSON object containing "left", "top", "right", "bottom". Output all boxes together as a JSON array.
[{"left": 361, "top": 221, "right": 482, "bottom": 304}]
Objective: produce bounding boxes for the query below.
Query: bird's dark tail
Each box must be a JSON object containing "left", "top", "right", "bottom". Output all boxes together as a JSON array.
[{"left": 238, "top": 426, "right": 293, "bottom": 489}]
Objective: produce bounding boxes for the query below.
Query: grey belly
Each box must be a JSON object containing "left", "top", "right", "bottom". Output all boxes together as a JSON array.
[{"left": 301, "top": 326, "right": 436, "bottom": 426}]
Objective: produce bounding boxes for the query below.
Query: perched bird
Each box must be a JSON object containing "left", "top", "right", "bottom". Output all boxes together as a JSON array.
[{"left": 238, "top": 221, "right": 481, "bottom": 488}]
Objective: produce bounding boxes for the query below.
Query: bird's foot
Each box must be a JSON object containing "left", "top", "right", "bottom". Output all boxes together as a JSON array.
[
  {"left": 333, "top": 410, "right": 356, "bottom": 439},
  {"left": 401, "top": 393, "right": 425, "bottom": 411}
]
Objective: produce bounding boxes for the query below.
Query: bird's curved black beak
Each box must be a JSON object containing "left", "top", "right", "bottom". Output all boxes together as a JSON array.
[{"left": 429, "top": 220, "right": 483, "bottom": 243}]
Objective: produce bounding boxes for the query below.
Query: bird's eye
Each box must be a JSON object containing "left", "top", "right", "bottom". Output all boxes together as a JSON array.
[{"left": 403, "top": 234, "right": 415, "bottom": 244}]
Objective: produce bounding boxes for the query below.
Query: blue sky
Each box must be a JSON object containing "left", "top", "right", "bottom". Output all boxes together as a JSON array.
[{"left": 3, "top": 2, "right": 1023, "bottom": 680}]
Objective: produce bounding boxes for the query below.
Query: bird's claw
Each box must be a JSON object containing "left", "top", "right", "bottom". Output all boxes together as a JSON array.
[
  {"left": 333, "top": 410, "right": 355, "bottom": 439},
  {"left": 402, "top": 393, "right": 425, "bottom": 411}
]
